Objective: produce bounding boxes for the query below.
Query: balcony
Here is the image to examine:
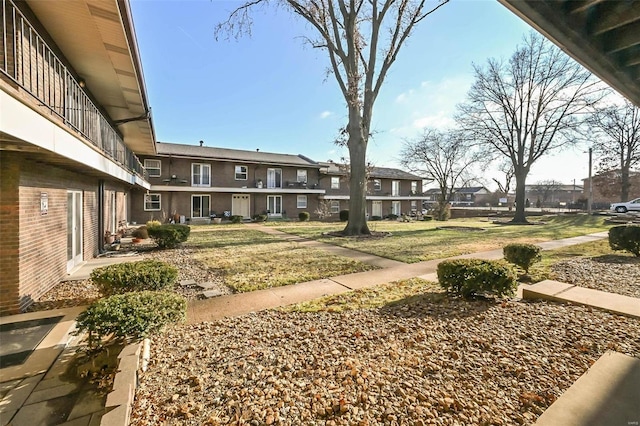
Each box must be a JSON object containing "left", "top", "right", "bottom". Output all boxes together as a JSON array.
[{"left": 0, "top": 0, "right": 146, "bottom": 179}]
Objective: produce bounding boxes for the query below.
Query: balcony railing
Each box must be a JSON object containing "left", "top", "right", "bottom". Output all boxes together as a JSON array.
[{"left": 0, "top": 0, "right": 146, "bottom": 179}]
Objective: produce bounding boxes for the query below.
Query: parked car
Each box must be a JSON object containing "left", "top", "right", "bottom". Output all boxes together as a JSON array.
[{"left": 610, "top": 198, "right": 640, "bottom": 213}]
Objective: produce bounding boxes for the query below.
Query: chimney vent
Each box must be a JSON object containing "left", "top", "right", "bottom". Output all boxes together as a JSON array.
[{"left": 199, "top": 140, "right": 204, "bottom": 147}]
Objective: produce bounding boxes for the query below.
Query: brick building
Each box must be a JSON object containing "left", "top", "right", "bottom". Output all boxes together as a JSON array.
[{"left": 0, "top": 0, "right": 155, "bottom": 314}]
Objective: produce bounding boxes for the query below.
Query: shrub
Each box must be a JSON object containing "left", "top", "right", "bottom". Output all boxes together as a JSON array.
[
  {"left": 609, "top": 225, "right": 640, "bottom": 256},
  {"left": 230, "top": 215, "right": 244, "bottom": 223},
  {"left": 370, "top": 216, "right": 382, "bottom": 221},
  {"left": 147, "top": 220, "right": 162, "bottom": 228},
  {"left": 437, "top": 259, "right": 517, "bottom": 298},
  {"left": 252, "top": 214, "right": 267, "bottom": 222},
  {"left": 339, "top": 210, "right": 349, "bottom": 222},
  {"left": 131, "top": 225, "right": 149, "bottom": 239},
  {"left": 387, "top": 214, "right": 399, "bottom": 220},
  {"left": 90, "top": 260, "right": 178, "bottom": 295},
  {"left": 75, "top": 291, "right": 186, "bottom": 348},
  {"left": 422, "top": 215, "right": 433, "bottom": 221},
  {"left": 298, "top": 211, "right": 310, "bottom": 222},
  {"left": 503, "top": 243, "right": 542, "bottom": 273},
  {"left": 147, "top": 224, "right": 190, "bottom": 249}
]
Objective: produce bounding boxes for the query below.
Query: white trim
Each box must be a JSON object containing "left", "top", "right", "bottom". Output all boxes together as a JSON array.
[
  {"left": 191, "top": 163, "right": 211, "bottom": 187},
  {"left": 150, "top": 185, "right": 325, "bottom": 194},
  {"left": 191, "top": 194, "right": 211, "bottom": 218},
  {"left": 144, "top": 193, "right": 161, "bottom": 211},
  {"left": 331, "top": 176, "right": 340, "bottom": 189},
  {"left": 0, "top": 90, "right": 150, "bottom": 189},
  {"left": 297, "top": 195, "right": 307, "bottom": 209},
  {"left": 144, "top": 159, "right": 161, "bottom": 177},
  {"left": 321, "top": 195, "right": 424, "bottom": 201},
  {"left": 235, "top": 165, "right": 248, "bottom": 180},
  {"left": 267, "top": 195, "right": 283, "bottom": 216}
]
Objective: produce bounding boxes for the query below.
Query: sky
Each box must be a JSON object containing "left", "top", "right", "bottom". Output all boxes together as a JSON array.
[{"left": 129, "top": 0, "right": 596, "bottom": 190}]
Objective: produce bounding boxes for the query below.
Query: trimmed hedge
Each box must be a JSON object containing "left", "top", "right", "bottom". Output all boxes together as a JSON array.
[
  {"left": 298, "top": 211, "right": 310, "bottom": 222},
  {"left": 230, "top": 215, "right": 244, "bottom": 223},
  {"left": 75, "top": 291, "right": 186, "bottom": 348},
  {"left": 437, "top": 259, "right": 517, "bottom": 298},
  {"left": 503, "top": 243, "right": 542, "bottom": 273},
  {"left": 609, "top": 225, "right": 640, "bottom": 256},
  {"left": 339, "top": 210, "right": 349, "bottom": 222},
  {"left": 147, "top": 224, "right": 190, "bottom": 249},
  {"left": 252, "top": 214, "right": 267, "bottom": 222},
  {"left": 90, "top": 260, "right": 178, "bottom": 295}
]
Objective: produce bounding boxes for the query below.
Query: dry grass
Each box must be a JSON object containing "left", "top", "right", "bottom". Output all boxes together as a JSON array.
[
  {"left": 276, "top": 215, "right": 611, "bottom": 263},
  {"left": 187, "top": 230, "right": 377, "bottom": 292},
  {"left": 284, "top": 278, "right": 443, "bottom": 312}
]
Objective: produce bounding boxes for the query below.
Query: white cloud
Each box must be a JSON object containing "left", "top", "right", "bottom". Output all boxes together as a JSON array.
[
  {"left": 319, "top": 111, "right": 333, "bottom": 119},
  {"left": 412, "top": 112, "right": 456, "bottom": 130},
  {"left": 395, "top": 89, "right": 414, "bottom": 103}
]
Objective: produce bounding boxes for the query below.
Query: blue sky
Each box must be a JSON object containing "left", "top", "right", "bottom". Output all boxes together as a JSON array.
[{"left": 130, "top": 0, "right": 593, "bottom": 188}]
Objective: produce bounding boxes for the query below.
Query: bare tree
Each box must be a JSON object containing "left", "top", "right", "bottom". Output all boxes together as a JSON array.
[
  {"left": 216, "top": 0, "right": 449, "bottom": 235},
  {"left": 531, "top": 179, "right": 563, "bottom": 206},
  {"left": 589, "top": 99, "right": 640, "bottom": 202},
  {"left": 400, "top": 128, "right": 479, "bottom": 220},
  {"left": 492, "top": 161, "right": 514, "bottom": 195},
  {"left": 456, "top": 32, "right": 604, "bottom": 223}
]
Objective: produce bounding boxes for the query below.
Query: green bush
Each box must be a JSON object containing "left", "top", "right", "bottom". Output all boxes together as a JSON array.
[
  {"left": 252, "top": 214, "right": 267, "bottom": 222},
  {"left": 75, "top": 291, "right": 186, "bottom": 348},
  {"left": 131, "top": 225, "right": 149, "bottom": 239},
  {"left": 147, "top": 224, "right": 190, "bottom": 249},
  {"left": 503, "top": 243, "right": 542, "bottom": 273},
  {"left": 339, "top": 210, "right": 349, "bottom": 222},
  {"left": 387, "top": 214, "right": 399, "bottom": 220},
  {"left": 90, "top": 260, "right": 178, "bottom": 295},
  {"left": 230, "top": 215, "right": 244, "bottom": 223},
  {"left": 370, "top": 216, "right": 382, "bottom": 221},
  {"left": 298, "top": 211, "right": 310, "bottom": 222},
  {"left": 146, "top": 220, "right": 162, "bottom": 228},
  {"left": 437, "top": 259, "right": 517, "bottom": 298},
  {"left": 609, "top": 225, "right": 640, "bottom": 256},
  {"left": 423, "top": 215, "right": 433, "bottom": 221}
]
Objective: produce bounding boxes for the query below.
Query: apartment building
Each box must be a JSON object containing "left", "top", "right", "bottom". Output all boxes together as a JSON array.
[
  {"left": 0, "top": 0, "right": 155, "bottom": 314},
  {"left": 131, "top": 142, "right": 323, "bottom": 223},
  {"left": 319, "top": 161, "right": 425, "bottom": 218}
]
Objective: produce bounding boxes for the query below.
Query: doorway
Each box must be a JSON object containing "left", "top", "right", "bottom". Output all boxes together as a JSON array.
[
  {"left": 67, "top": 191, "right": 83, "bottom": 272},
  {"left": 232, "top": 194, "right": 251, "bottom": 219}
]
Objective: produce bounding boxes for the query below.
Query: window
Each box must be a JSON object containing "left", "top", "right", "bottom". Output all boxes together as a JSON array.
[
  {"left": 391, "top": 180, "right": 400, "bottom": 196},
  {"left": 192, "top": 163, "right": 211, "bottom": 187},
  {"left": 331, "top": 176, "right": 340, "bottom": 189},
  {"left": 267, "top": 168, "right": 282, "bottom": 188},
  {"left": 192, "top": 195, "right": 210, "bottom": 218},
  {"left": 144, "top": 193, "right": 161, "bottom": 211},
  {"left": 297, "top": 169, "right": 307, "bottom": 183},
  {"left": 144, "top": 159, "right": 161, "bottom": 177},
  {"left": 235, "top": 165, "right": 248, "bottom": 180},
  {"left": 411, "top": 200, "right": 417, "bottom": 210},
  {"left": 392, "top": 201, "right": 401, "bottom": 216},
  {"left": 411, "top": 181, "right": 418, "bottom": 194},
  {"left": 330, "top": 201, "right": 340, "bottom": 213},
  {"left": 373, "top": 179, "right": 381, "bottom": 191},
  {"left": 297, "top": 195, "right": 307, "bottom": 209},
  {"left": 267, "top": 195, "right": 283, "bottom": 216}
]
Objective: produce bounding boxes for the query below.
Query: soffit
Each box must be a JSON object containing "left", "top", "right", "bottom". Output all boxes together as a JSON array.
[
  {"left": 25, "top": 0, "right": 156, "bottom": 154},
  {"left": 499, "top": 0, "right": 640, "bottom": 107}
]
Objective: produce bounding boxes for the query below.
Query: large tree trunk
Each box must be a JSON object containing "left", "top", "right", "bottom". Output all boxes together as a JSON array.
[
  {"left": 343, "top": 133, "right": 371, "bottom": 235},
  {"left": 511, "top": 169, "right": 529, "bottom": 224},
  {"left": 621, "top": 166, "right": 630, "bottom": 202}
]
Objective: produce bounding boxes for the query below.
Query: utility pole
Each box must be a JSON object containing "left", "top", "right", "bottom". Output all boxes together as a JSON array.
[{"left": 587, "top": 148, "right": 593, "bottom": 215}]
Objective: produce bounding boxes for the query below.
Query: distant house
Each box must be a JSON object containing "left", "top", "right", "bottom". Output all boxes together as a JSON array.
[
  {"left": 318, "top": 162, "right": 426, "bottom": 217},
  {"left": 525, "top": 184, "right": 584, "bottom": 208},
  {"left": 422, "top": 186, "right": 491, "bottom": 207}
]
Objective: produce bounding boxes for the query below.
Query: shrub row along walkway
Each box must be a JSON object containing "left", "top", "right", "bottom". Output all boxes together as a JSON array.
[{"left": 187, "top": 229, "right": 610, "bottom": 323}]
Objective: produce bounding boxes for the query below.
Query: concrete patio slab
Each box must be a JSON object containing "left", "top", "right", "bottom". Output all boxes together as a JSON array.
[
  {"left": 65, "top": 255, "right": 143, "bottom": 281},
  {"left": 523, "top": 280, "right": 640, "bottom": 318},
  {"left": 535, "top": 351, "right": 640, "bottom": 426}
]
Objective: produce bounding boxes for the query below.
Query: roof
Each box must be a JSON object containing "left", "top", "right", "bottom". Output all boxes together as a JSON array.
[
  {"left": 24, "top": 0, "right": 156, "bottom": 155},
  {"left": 318, "top": 162, "right": 424, "bottom": 180},
  {"left": 499, "top": 0, "right": 640, "bottom": 107},
  {"left": 454, "top": 186, "right": 489, "bottom": 194},
  {"left": 156, "top": 142, "right": 320, "bottom": 167}
]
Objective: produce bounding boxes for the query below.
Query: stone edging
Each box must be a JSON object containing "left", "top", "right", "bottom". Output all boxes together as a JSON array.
[{"left": 100, "top": 341, "right": 143, "bottom": 426}]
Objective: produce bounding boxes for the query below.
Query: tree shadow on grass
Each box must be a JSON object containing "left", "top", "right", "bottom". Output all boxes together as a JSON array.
[{"left": 377, "top": 291, "right": 494, "bottom": 320}]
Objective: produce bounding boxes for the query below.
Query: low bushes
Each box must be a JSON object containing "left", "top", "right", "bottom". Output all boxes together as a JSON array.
[
  {"left": 75, "top": 291, "right": 186, "bottom": 348},
  {"left": 437, "top": 259, "right": 517, "bottom": 298},
  {"left": 230, "top": 215, "right": 244, "bottom": 224},
  {"left": 252, "top": 214, "right": 267, "bottom": 222},
  {"left": 609, "top": 225, "right": 640, "bottom": 256},
  {"left": 147, "top": 224, "right": 190, "bottom": 249},
  {"left": 90, "top": 260, "right": 178, "bottom": 295},
  {"left": 386, "top": 214, "right": 399, "bottom": 220},
  {"left": 339, "top": 210, "right": 349, "bottom": 222},
  {"left": 298, "top": 211, "right": 310, "bottom": 222},
  {"left": 503, "top": 243, "right": 542, "bottom": 273},
  {"left": 131, "top": 225, "right": 149, "bottom": 239},
  {"left": 146, "top": 220, "right": 161, "bottom": 228}
]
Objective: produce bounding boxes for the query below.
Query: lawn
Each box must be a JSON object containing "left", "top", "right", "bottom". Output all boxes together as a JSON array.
[
  {"left": 275, "top": 215, "right": 612, "bottom": 263},
  {"left": 186, "top": 230, "right": 377, "bottom": 292}
]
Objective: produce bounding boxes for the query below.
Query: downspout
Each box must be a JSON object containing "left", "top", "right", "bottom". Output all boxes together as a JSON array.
[{"left": 98, "top": 180, "right": 105, "bottom": 254}]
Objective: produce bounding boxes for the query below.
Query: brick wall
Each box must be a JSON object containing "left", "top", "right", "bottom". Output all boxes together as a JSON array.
[{"left": 0, "top": 152, "right": 21, "bottom": 314}]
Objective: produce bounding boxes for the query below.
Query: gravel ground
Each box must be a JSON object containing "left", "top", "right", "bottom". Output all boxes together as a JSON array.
[
  {"left": 551, "top": 255, "right": 640, "bottom": 298},
  {"left": 131, "top": 300, "right": 640, "bottom": 426}
]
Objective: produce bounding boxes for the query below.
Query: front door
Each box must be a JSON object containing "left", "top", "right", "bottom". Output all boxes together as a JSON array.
[
  {"left": 267, "top": 195, "right": 282, "bottom": 217},
  {"left": 67, "top": 191, "right": 83, "bottom": 272},
  {"left": 372, "top": 201, "right": 382, "bottom": 217},
  {"left": 232, "top": 194, "right": 251, "bottom": 219}
]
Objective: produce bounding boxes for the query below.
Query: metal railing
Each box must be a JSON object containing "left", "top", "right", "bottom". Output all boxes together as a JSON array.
[{"left": 0, "top": 0, "right": 146, "bottom": 179}]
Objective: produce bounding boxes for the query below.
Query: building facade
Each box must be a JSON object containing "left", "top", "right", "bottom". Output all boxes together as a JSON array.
[{"left": 0, "top": 0, "right": 155, "bottom": 314}]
